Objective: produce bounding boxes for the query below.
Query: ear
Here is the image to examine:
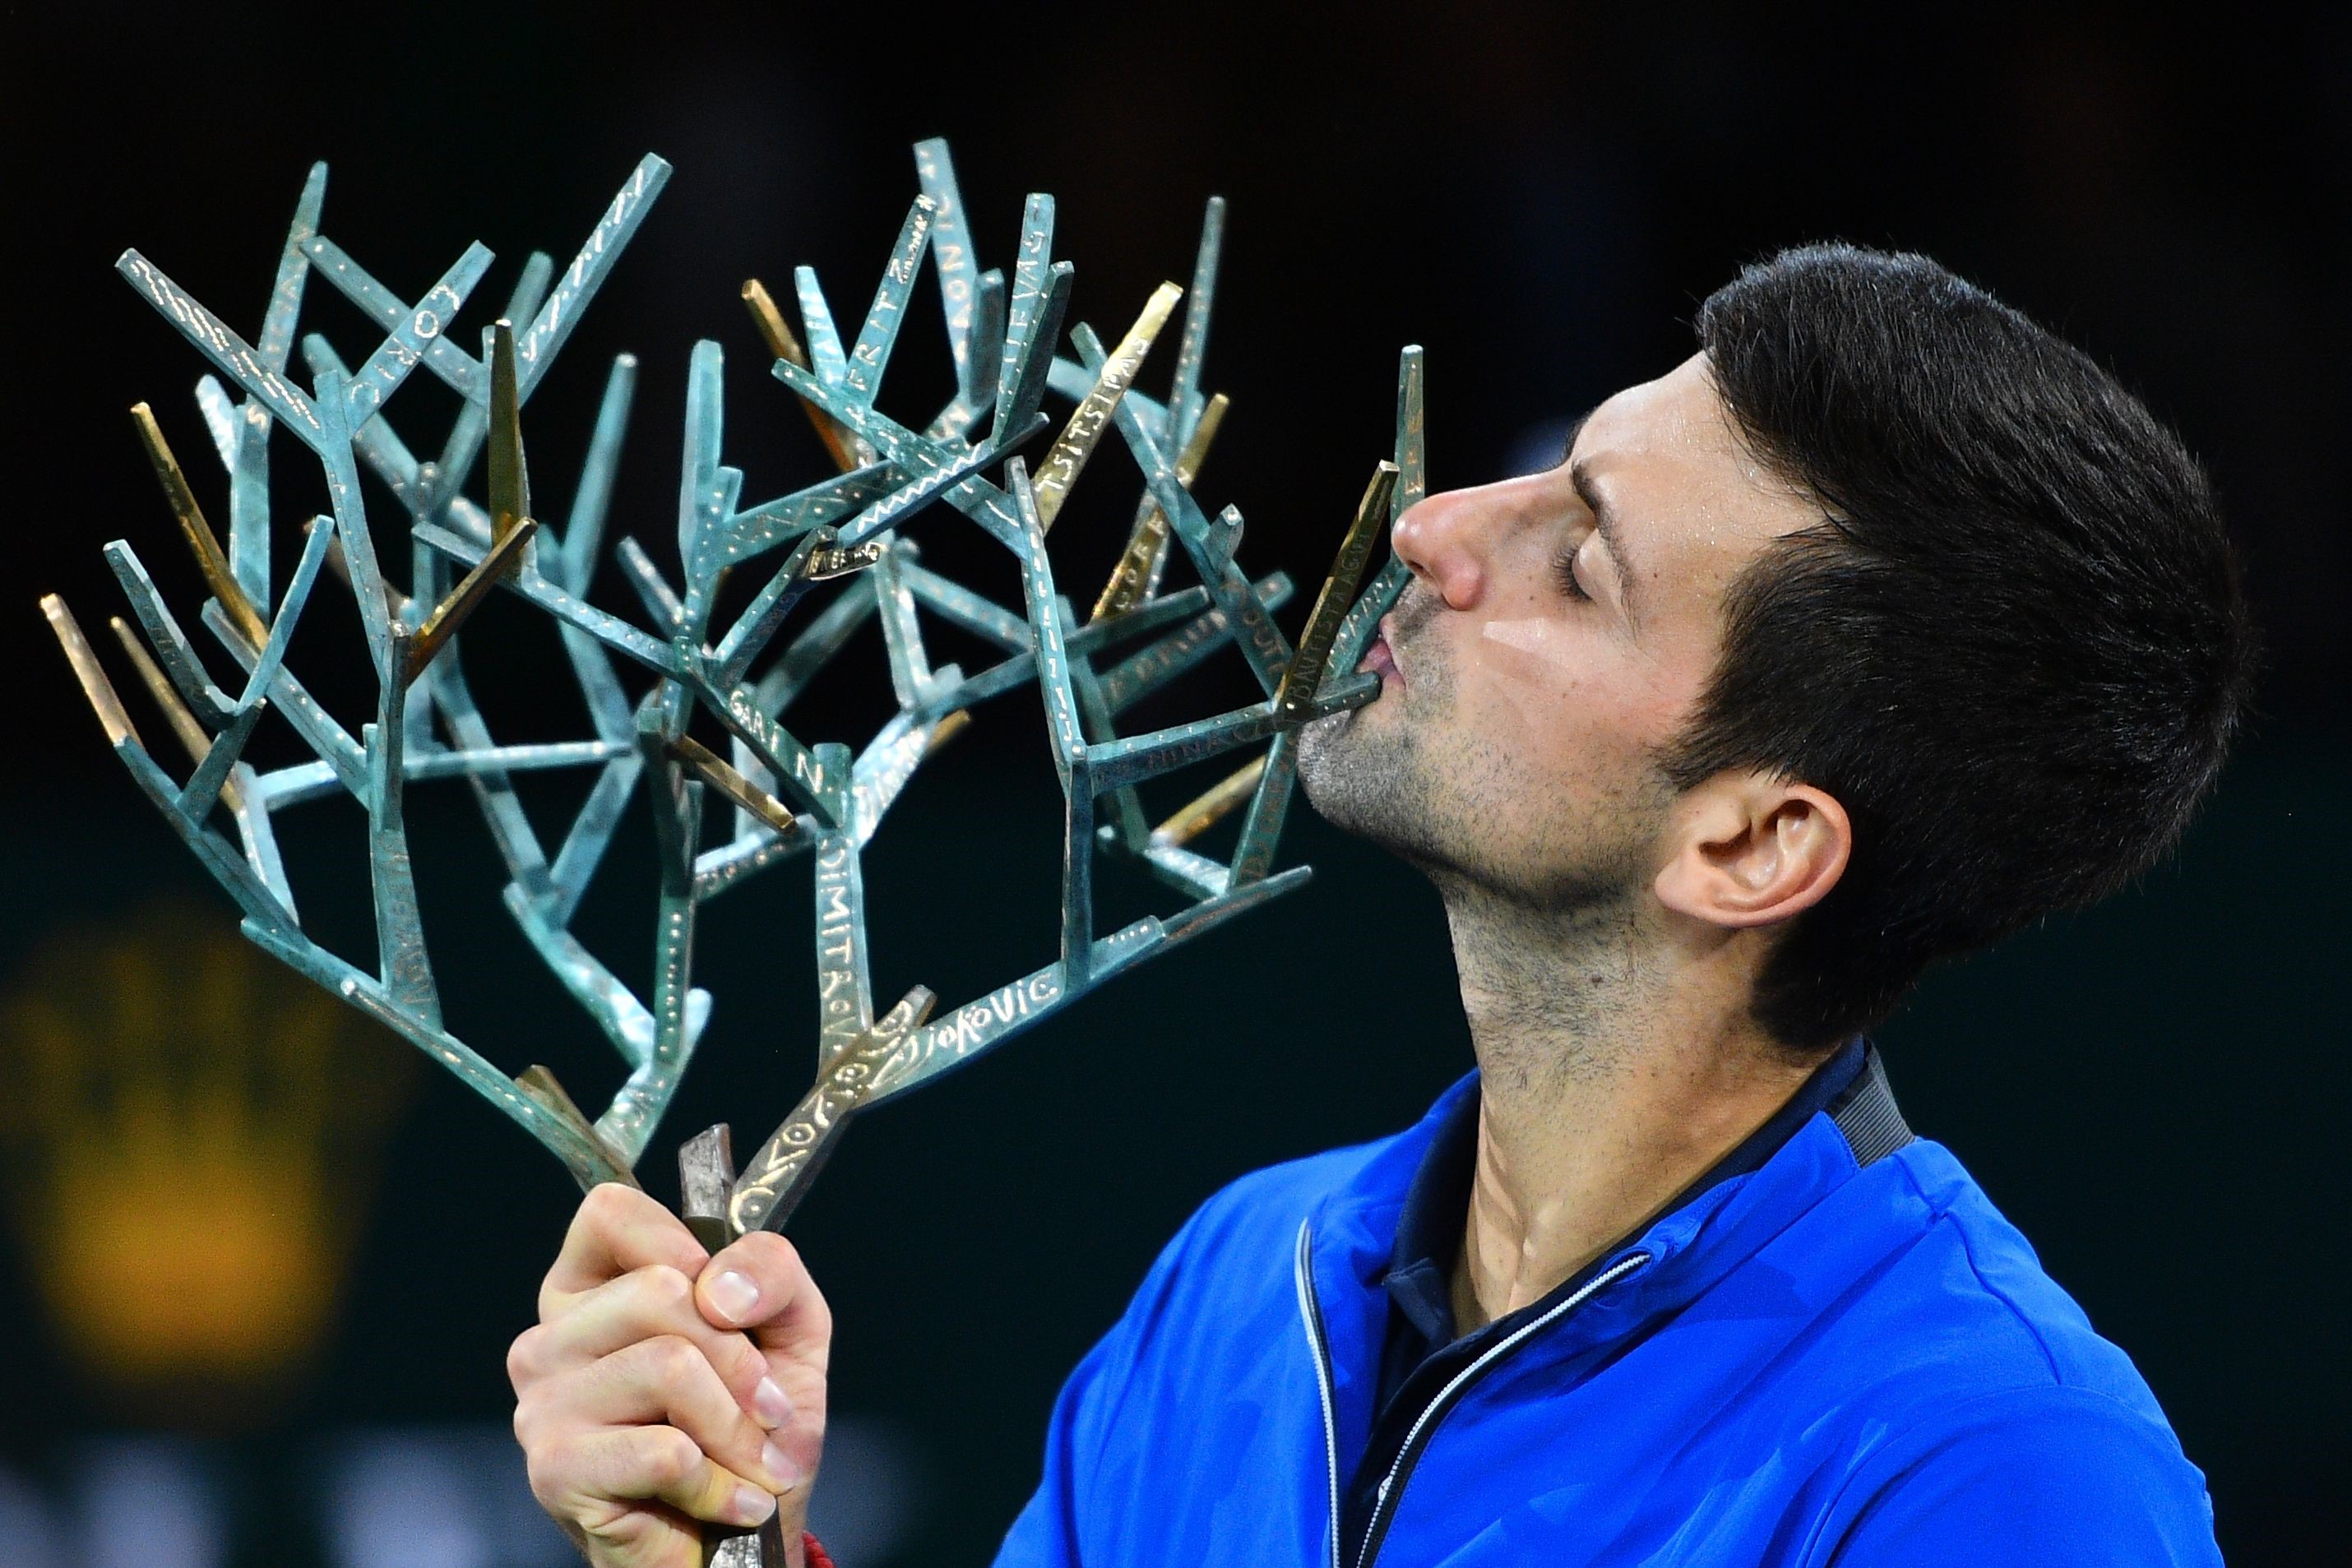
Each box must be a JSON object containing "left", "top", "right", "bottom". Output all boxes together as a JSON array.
[{"left": 1653, "top": 774, "right": 1851, "bottom": 930}]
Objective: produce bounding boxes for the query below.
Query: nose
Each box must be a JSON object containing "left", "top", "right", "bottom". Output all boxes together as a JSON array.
[{"left": 1391, "top": 479, "right": 1512, "bottom": 611}]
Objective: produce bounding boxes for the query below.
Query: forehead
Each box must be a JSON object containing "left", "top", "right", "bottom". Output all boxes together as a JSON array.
[
  {"left": 1568, "top": 353, "right": 1821, "bottom": 593},
  {"left": 1574, "top": 353, "right": 1748, "bottom": 488}
]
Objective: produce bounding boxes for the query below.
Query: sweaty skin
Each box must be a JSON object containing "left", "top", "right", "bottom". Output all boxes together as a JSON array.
[{"left": 512, "top": 354, "right": 1860, "bottom": 1562}]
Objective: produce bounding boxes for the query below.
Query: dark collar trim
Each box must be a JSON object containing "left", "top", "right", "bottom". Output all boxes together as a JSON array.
[{"left": 1827, "top": 1043, "right": 1913, "bottom": 1167}]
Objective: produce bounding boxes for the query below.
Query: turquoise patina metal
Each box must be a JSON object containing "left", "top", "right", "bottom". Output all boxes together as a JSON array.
[{"left": 49, "top": 140, "right": 1428, "bottom": 1241}]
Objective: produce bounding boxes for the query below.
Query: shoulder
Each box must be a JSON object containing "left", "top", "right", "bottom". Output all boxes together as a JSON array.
[
  {"left": 1189, "top": 1136, "right": 1396, "bottom": 1237},
  {"left": 1088, "top": 1113, "right": 1431, "bottom": 1361},
  {"left": 1044, "top": 1131, "right": 1407, "bottom": 1436},
  {"left": 1816, "top": 1383, "right": 2220, "bottom": 1566},
  {"left": 1799, "top": 1142, "right": 2218, "bottom": 1564},
  {"left": 1139, "top": 1132, "right": 1400, "bottom": 1297},
  {"left": 1139, "top": 1075, "right": 1474, "bottom": 1301},
  {"left": 1851, "top": 1140, "right": 2180, "bottom": 1418}
]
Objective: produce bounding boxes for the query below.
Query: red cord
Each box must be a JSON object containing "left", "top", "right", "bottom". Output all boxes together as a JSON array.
[{"left": 802, "top": 1532, "right": 836, "bottom": 1568}]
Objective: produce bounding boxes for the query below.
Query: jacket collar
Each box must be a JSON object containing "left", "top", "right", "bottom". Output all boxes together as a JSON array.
[
  {"left": 1380, "top": 1038, "right": 1869, "bottom": 1347},
  {"left": 1302, "top": 1040, "right": 1910, "bottom": 1430}
]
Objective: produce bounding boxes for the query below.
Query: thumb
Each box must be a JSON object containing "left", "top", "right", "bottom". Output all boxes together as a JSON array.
[{"left": 696, "top": 1233, "right": 831, "bottom": 1368}]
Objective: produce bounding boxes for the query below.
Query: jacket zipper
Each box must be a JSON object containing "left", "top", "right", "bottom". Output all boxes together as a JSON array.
[
  {"left": 1350, "top": 1248, "right": 1652, "bottom": 1568},
  {"left": 1294, "top": 1219, "right": 1345, "bottom": 1568}
]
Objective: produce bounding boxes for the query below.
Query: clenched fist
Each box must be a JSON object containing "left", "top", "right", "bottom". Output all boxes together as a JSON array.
[{"left": 510, "top": 1184, "right": 830, "bottom": 1568}]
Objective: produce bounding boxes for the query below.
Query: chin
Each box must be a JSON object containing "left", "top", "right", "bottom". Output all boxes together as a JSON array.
[
  {"left": 1293, "top": 708, "right": 1359, "bottom": 808},
  {"left": 1296, "top": 705, "right": 1434, "bottom": 853}
]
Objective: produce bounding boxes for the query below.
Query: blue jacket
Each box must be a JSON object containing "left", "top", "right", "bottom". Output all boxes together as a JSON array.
[{"left": 994, "top": 1056, "right": 2221, "bottom": 1566}]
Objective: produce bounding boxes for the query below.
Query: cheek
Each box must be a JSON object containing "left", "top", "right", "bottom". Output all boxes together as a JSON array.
[{"left": 1472, "top": 617, "right": 1661, "bottom": 746}]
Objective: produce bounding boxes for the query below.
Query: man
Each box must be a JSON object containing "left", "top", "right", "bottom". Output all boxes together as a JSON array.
[{"left": 507, "top": 245, "right": 2252, "bottom": 1566}]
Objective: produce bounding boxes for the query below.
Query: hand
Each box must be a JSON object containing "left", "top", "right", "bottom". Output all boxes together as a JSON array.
[{"left": 510, "top": 1183, "right": 830, "bottom": 1567}]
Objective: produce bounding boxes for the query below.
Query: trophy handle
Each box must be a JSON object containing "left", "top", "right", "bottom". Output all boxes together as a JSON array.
[
  {"left": 680, "top": 1125, "right": 793, "bottom": 1568},
  {"left": 708, "top": 1517, "right": 789, "bottom": 1568}
]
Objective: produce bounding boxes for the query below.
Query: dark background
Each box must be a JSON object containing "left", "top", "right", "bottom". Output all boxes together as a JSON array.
[{"left": 3, "top": 2, "right": 2346, "bottom": 1564}]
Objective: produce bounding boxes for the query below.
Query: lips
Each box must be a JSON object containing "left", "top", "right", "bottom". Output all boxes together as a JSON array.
[{"left": 1360, "top": 616, "right": 1403, "bottom": 689}]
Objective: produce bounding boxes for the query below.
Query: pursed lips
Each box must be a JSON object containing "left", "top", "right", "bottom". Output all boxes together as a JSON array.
[{"left": 1360, "top": 613, "right": 1405, "bottom": 690}]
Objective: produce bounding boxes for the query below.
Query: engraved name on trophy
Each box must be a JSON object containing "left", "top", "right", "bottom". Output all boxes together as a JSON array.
[{"left": 44, "top": 139, "right": 1424, "bottom": 1563}]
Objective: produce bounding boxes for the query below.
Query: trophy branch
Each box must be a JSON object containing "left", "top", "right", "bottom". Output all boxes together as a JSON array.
[{"left": 44, "top": 136, "right": 1430, "bottom": 1561}]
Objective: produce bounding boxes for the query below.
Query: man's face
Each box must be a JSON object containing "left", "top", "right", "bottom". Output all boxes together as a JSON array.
[{"left": 1296, "top": 353, "right": 1822, "bottom": 911}]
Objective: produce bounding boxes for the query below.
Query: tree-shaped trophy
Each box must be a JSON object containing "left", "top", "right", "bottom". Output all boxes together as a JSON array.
[{"left": 43, "top": 139, "right": 1425, "bottom": 1563}]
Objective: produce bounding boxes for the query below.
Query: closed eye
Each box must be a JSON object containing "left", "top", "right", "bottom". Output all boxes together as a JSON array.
[{"left": 1554, "top": 544, "right": 1592, "bottom": 603}]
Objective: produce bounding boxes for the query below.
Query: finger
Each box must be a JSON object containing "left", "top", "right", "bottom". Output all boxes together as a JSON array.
[
  {"left": 543, "top": 1184, "right": 710, "bottom": 1308},
  {"left": 545, "top": 1334, "right": 802, "bottom": 1494},
  {"left": 534, "top": 1424, "right": 777, "bottom": 1533},
  {"left": 513, "top": 1265, "right": 782, "bottom": 1423},
  {"left": 695, "top": 1233, "right": 832, "bottom": 1490},
  {"left": 696, "top": 1232, "right": 832, "bottom": 1365},
  {"left": 557, "top": 1503, "right": 701, "bottom": 1568}
]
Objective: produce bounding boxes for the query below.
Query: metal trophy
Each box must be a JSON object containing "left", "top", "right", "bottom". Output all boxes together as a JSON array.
[{"left": 43, "top": 139, "right": 1424, "bottom": 1562}]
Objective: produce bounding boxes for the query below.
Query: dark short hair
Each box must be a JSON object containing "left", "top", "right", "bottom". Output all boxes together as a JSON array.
[{"left": 1669, "top": 243, "right": 2256, "bottom": 1050}]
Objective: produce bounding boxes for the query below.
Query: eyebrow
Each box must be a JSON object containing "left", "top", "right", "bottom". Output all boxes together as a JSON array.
[{"left": 1567, "top": 456, "right": 1638, "bottom": 627}]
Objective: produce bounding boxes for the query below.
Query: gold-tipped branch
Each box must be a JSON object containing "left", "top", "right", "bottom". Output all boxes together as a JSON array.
[
  {"left": 727, "top": 984, "right": 940, "bottom": 1237},
  {"left": 1030, "top": 281, "right": 1183, "bottom": 530},
  {"left": 129, "top": 403, "right": 270, "bottom": 650},
  {"left": 107, "top": 616, "right": 257, "bottom": 818},
  {"left": 1092, "top": 391, "right": 1229, "bottom": 622},
  {"left": 406, "top": 516, "right": 539, "bottom": 682},
  {"left": 109, "top": 617, "right": 214, "bottom": 763},
  {"left": 1275, "top": 460, "right": 1399, "bottom": 717},
  {"left": 515, "top": 1066, "right": 643, "bottom": 1191},
  {"left": 669, "top": 733, "right": 803, "bottom": 840},
  {"left": 744, "top": 277, "right": 865, "bottom": 474},
  {"left": 43, "top": 594, "right": 141, "bottom": 747},
  {"left": 1151, "top": 756, "right": 1266, "bottom": 848},
  {"left": 924, "top": 709, "right": 971, "bottom": 756}
]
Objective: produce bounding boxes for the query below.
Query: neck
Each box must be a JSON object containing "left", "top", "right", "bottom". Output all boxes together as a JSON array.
[{"left": 1434, "top": 879, "right": 1821, "bottom": 1333}]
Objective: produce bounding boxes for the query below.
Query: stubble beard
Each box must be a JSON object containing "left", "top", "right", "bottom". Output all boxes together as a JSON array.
[
  {"left": 1296, "top": 601, "right": 1458, "bottom": 876},
  {"left": 1296, "top": 603, "right": 1669, "bottom": 920}
]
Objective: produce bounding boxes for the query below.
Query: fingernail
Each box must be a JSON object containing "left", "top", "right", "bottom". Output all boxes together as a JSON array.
[
  {"left": 708, "top": 1270, "right": 761, "bottom": 1325},
  {"left": 762, "top": 1440, "right": 804, "bottom": 1492},
  {"left": 753, "top": 1376, "right": 793, "bottom": 1428},
  {"left": 731, "top": 1485, "right": 776, "bottom": 1525}
]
